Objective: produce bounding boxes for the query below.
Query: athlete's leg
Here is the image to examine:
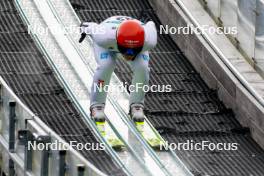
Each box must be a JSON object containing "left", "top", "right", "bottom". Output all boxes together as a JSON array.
[
  {"left": 90, "top": 44, "right": 116, "bottom": 106},
  {"left": 128, "top": 51, "right": 150, "bottom": 106}
]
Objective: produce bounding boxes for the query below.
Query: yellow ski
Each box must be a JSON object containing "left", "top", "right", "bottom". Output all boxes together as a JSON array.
[
  {"left": 95, "top": 121, "right": 125, "bottom": 150},
  {"left": 134, "top": 119, "right": 164, "bottom": 149}
]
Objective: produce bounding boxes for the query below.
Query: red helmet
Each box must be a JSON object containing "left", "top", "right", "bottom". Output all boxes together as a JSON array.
[{"left": 117, "top": 20, "right": 145, "bottom": 59}]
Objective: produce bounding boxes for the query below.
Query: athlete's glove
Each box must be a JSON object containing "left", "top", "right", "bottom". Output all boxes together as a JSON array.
[
  {"left": 79, "top": 33, "right": 86, "bottom": 43},
  {"left": 138, "top": 10, "right": 152, "bottom": 23},
  {"left": 79, "top": 22, "right": 89, "bottom": 43}
]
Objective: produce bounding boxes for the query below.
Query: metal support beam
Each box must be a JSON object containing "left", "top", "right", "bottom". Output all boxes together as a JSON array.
[
  {"left": 8, "top": 101, "right": 16, "bottom": 152},
  {"left": 37, "top": 135, "right": 51, "bottom": 176},
  {"left": 8, "top": 159, "right": 15, "bottom": 176},
  {"left": 18, "top": 130, "right": 34, "bottom": 171},
  {"left": 77, "top": 165, "right": 85, "bottom": 176},
  {"left": 58, "top": 150, "right": 66, "bottom": 176},
  {"left": 0, "top": 84, "right": 3, "bottom": 105},
  {"left": 41, "top": 149, "right": 50, "bottom": 176}
]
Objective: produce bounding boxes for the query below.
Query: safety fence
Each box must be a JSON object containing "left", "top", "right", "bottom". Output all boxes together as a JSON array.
[
  {"left": 199, "top": 0, "right": 264, "bottom": 75},
  {"left": 0, "top": 75, "right": 107, "bottom": 176}
]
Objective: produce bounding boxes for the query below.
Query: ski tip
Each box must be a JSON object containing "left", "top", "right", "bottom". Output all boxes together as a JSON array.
[
  {"left": 111, "top": 143, "right": 126, "bottom": 151},
  {"left": 112, "top": 145, "right": 126, "bottom": 151},
  {"left": 147, "top": 138, "right": 162, "bottom": 149},
  {"left": 108, "top": 139, "right": 125, "bottom": 151}
]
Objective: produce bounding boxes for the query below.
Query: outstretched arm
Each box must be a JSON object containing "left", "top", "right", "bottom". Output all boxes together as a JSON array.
[{"left": 79, "top": 22, "right": 99, "bottom": 43}]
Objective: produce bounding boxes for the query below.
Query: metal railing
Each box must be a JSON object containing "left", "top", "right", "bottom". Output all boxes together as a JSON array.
[
  {"left": 199, "top": 0, "right": 264, "bottom": 76},
  {"left": 174, "top": 0, "right": 264, "bottom": 108},
  {"left": 0, "top": 76, "right": 107, "bottom": 176}
]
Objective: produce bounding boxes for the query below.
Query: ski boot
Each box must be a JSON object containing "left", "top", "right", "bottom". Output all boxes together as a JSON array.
[
  {"left": 90, "top": 104, "right": 106, "bottom": 136},
  {"left": 130, "top": 103, "right": 145, "bottom": 122},
  {"left": 90, "top": 104, "right": 106, "bottom": 122}
]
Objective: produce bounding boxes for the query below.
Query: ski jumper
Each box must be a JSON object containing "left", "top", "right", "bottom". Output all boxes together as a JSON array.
[{"left": 82, "top": 16, "right": 157, "bottom": 106}]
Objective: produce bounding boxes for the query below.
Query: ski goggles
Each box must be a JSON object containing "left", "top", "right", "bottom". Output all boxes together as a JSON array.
[{"left": 118, "top": 45, "right": 143, "bottom": 60}]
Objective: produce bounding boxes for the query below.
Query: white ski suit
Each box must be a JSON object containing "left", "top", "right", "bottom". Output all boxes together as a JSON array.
[{"left": 81, "top": 16, "right": 157, "bottom": 106}]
